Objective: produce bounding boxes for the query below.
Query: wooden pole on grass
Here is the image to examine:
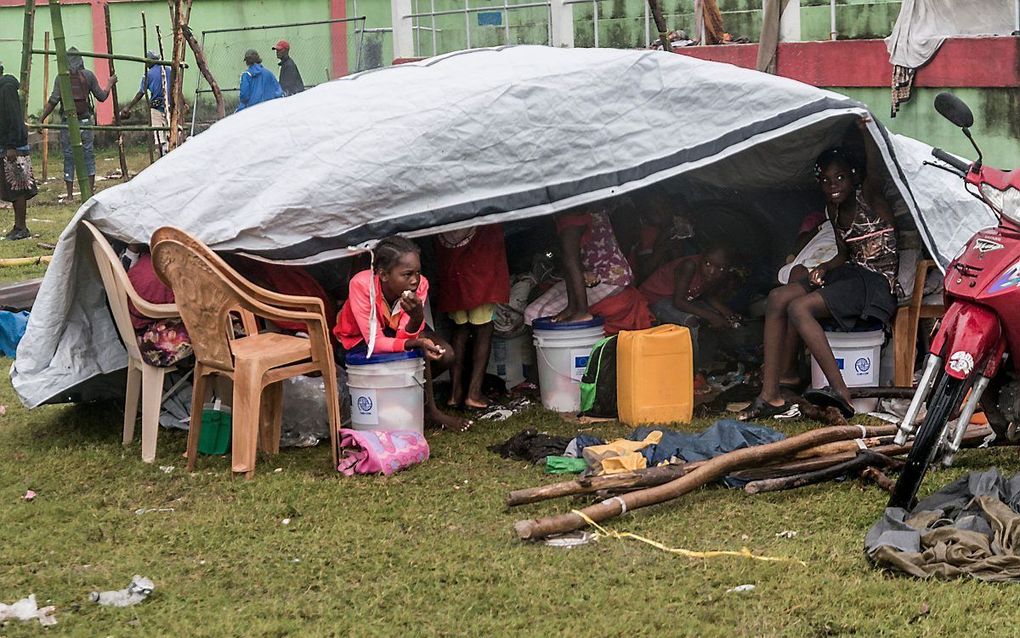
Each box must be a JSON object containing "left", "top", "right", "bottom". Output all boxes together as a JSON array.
[
  {"left": 103, "top": 3, "right": 129, "bottom": 180},
  {"left": 141, "top": 11, "right": 155, "bottom": 164},
  {"left": 19, "top": 0, "right": 35, "bottom": 115},
  {"left": 513, "top": 425, "right": 900, "bottom": 541},
  {"left": 41, "top": 31, "right": 50, "bottom": 181},
  {"left": 49, "top": 0, "right": 92, "bottom": 201}
]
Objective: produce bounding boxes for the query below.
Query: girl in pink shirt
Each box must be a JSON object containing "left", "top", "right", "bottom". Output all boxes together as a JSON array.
[{"left": 334, "top": 236, "right": 471, "bottom": 432}]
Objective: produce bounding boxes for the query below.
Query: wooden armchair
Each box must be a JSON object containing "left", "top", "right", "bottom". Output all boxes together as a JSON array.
[
  {"left": 82, "top": 220, "right": 180, "bottom": 463},
  {"left": 150, "top": 232, "right": 340, "bottom": 478},
  {"left": 893, "top": 259, "right": 945, "bottom": 386}
]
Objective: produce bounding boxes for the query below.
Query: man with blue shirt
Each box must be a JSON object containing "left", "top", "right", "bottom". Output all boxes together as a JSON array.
[
  {"left": 236, "top": 49, "right": 282, "bottom": 112},
  {"left": 120, "top": 51, "right": 172, "bottom": 156}
]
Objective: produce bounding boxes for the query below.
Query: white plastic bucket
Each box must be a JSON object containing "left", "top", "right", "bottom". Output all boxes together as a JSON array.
[
  {"left": 345, "top": 350, "right": 425, "bottom": 434},
  {"left": 487, "top": 332, "right": 536, "bottom": 390},
  {"left": 810, "top": 330, "right": 885, "bottom": 413},
  {"left": 532, "top": 317, "right": 605, "bottom": 412}
]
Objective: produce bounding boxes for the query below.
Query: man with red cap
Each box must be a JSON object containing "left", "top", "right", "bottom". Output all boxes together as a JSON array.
[{"left": 273, "top": 40, "right": 304, "bottom": 96}]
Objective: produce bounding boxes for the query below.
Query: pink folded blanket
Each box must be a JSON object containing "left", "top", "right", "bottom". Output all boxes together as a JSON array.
[{"left": 337, "top": 429, "right": 429, "bottom": 476}]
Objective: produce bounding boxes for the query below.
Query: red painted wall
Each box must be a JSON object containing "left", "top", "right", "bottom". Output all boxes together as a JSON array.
[
  {"left": 329, "top": 0, "right": 348, "bottom": 79},
  {"left": 672, "top": 37, "right": 1020, "bottom": 89}
]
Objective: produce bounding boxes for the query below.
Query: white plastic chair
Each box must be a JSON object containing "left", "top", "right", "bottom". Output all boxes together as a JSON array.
[{"left": 82, "top": 220, "right": 180, "bottom": 463}]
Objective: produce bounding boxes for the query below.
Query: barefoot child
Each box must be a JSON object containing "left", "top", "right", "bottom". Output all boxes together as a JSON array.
[
  {"left": 524, "top": 203, "right": 652, "bottom": 333},
  {"left": 434, "top": 225, "right": 510, "bottom": 409},
  {"left": 334, "top": 236, "right": 471, "bottom": 431}
]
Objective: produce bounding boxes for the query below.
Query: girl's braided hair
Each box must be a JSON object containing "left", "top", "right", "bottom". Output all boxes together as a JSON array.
[
  {"left": 814, "top": 146, "right": 864, "bottom": 180},
  {"left": 373, "top": 235, "right": 420, "bottom": 272}
]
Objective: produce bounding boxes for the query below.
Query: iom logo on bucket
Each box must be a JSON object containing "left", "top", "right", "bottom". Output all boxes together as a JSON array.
[
  {"left": 854, "top": 357, "right": 872, "bottom": 374},
  {"left": 357, "top": 395, "right": 374, "bottom": 413}
]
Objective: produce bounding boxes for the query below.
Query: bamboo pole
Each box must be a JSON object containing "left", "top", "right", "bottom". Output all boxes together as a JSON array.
[
  {"left": 30, "top": 49, "right": 182, "bottom": 68},
  {"left": 142, "top": 11, "right": 155, "bottom": 164},
  {"left": 513, "top": 425, "right": 899, "bottom": 541},
  {"left": 28, "top": 123, "right": 170, "bottom": 132},
  {"left": 49, "top": 0, "right": 91, "bottom": 201},
  {"left": 41, "top": 31, "right": 50, "bottom": 181},
  {"left": 103, "top": 3, "right": 129, "bottom": 180},
  {"left": 0, "top": 256, "right": 52, "bottom": 267},
  {"left": 182, "top": 25, "right": 224, "bottom": 119},
  {"left": 19, "top": 0, "right": 35, "bottom": 115}
]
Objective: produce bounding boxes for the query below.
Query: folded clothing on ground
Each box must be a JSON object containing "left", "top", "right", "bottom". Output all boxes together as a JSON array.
[
  {"left": 337, "top": 429, "right": 429, "bottom": 476},
  {"left": 866, "top": 468, "right": 1020, "bottom": 582}
]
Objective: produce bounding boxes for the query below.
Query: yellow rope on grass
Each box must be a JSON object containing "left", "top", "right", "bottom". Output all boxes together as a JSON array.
[
  {"left": 0, "top": 255, "right": 52, "bottom": 267},
  {"left": 571, "top": 510, "right": 806, "bottom": 566}
]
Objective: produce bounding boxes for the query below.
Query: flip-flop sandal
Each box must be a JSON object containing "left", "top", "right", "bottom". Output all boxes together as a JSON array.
[
  {"left": 738, "top": 397, "right": 794, "bottom": 422},
  {"left": 803, "top": 387, "right": 855, "bottom": 420}
]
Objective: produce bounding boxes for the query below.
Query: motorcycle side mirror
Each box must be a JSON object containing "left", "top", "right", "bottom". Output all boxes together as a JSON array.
[{"left": 934, "top": 92, "right": 975, "bottom": 129}]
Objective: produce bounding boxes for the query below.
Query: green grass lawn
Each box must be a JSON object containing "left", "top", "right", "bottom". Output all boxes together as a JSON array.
[
  {"left": 2, "top": 366, "right": 1020, "bottom": 636},
  {"left": 4, "top": 145, "right": 1020, "bottom": 636}
]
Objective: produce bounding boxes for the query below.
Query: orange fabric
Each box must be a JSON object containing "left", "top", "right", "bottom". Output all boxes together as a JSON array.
[{"left": 590, "top": 286, "right": 653, "bottom": 335}]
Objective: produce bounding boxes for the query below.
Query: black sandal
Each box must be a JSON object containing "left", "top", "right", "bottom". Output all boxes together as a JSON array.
[
  {"left": 738, "top": 397, "right": 793, "bottom": 422},
  {"left": 803, "top": 386, "right": 855, "bottom": 420}
]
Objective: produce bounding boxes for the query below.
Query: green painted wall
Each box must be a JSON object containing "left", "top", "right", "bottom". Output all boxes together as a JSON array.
[
  {"left": 840, "top": 87, "right": 1020, "bottom": 168},
  {"left": 0, "top": 3, "right": 94, "bottom": 117}
]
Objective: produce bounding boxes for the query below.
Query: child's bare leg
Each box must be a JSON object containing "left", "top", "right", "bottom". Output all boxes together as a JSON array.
[
  {"left": 465, "top": 322, "right": 494, "bottom": 409},
  {"left": 422, "top": 329, "right": 472, "bottom": 432},
  {"left": 448, "top": 322, "right": 469, "bottom": 407}
]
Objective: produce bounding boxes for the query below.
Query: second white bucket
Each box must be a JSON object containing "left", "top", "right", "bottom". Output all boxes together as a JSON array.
[
  {"left": 532, "top": 317, "right": 605, "bottom": 412},
  {"left": 810, "top": 329, "right": 885, "bottom": 413},
  {"left": 345, "top": 350, "right": 425, "bottom": 433}
]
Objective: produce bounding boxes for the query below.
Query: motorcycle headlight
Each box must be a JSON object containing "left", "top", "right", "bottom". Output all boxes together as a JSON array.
[
  {"left": 980, "top": 182, "right": 1006, "bottom": 214},
  {"left": 1003, "top": 187, "right": 1020, "bottom": 224}
]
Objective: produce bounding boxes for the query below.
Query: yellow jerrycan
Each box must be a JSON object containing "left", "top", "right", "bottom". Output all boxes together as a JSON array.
[{"left": 617, "top": 324, "right": 694, "bottom": 425}]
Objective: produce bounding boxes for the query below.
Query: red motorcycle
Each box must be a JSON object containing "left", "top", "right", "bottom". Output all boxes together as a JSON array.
[{"left": 889, "top": 92, "right": 1020, "bottom": 509}]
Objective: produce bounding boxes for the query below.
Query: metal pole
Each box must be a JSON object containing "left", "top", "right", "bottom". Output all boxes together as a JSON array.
[
  {"left": 465, "top": 0, "right": 472, "bottom": 49},
  {"left": 19, "top": 0, "right": 35, "bottom": 115},
  {"left": 41, "top": 31, "right": 49, "bottom": 181},
  {"left": 355, "top": 18, "right": 365, "bottom": 71},
  {"left": 504, "top": 0, "right": 511, "bottom": 44},
  {"left": 593, "top": 0, "right": 599, "bottom": 48},
  {"left": 142, "top": 11, "right": 155, "bottom": 164},
  {"left": 49, "top": 0, "right": 91, "bottom": 200},
  {"left": 431, "top": 0, "right": 438, "bottom": 54},
  {"left": 104, "top": 3, "right": 129, "bottom": 180},
  {"left": 829, "top": 0, "right": 837, "bottom": 40}
]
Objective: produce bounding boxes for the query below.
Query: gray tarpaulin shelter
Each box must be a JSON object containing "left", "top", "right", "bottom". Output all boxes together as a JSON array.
[{"left": 11, "top": 45, "right": 994, "bottom": 407}]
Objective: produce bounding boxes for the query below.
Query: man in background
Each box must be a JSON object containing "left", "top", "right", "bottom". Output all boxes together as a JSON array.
[
  {"left": 120, "top": 51, "right": 172, "bottom": 157},
  {"left": 236, "top": 49, "right": 282, "bottom": 112},
  {"left": 273, "top": 40, "right": 305, "bottom": 97},
  {"left": 0, "top": 61, "right": 36, "bottom": 240},
  {"left": 39, "top": 47, "right": 118, "bottom": 200}
]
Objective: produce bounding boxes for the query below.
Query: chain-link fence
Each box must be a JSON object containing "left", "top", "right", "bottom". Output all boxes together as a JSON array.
[{"left": 190, "top": 17, "right": 367, "bottom": 133}]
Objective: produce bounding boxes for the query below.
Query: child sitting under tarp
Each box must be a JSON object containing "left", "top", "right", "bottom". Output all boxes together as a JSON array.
[
  {"left": 334, "top": 236, "right": 471, "bottom": 432},
  {"left": 639, "top": 244, "right": 741, "bottom": 368}
]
